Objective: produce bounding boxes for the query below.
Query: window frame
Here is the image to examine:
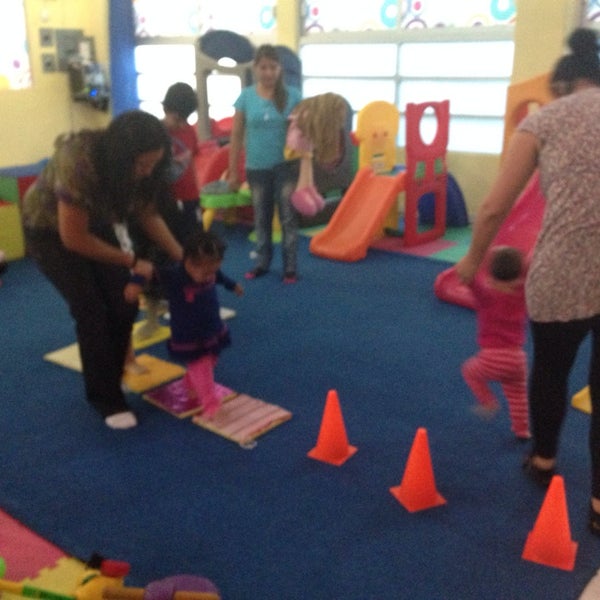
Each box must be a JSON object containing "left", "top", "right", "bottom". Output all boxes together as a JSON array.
[{"left": 299, "top": 25, "right": 515, "bottom": 154}]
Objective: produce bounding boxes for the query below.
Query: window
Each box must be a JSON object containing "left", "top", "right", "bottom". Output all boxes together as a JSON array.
[
  {"left": 300, "top": 44, "right": 397, "bottom": 110},
  {"left": 300, "top": 29, "right": 514, "bottom": 154},
  {"left": 0, "top": 0, "right": 31, "bottom": 90},
  {"left": 133, "top": 0, "right": 276, "bottom": 38},
  {"left": 586, "top": 0, "right": 600, "bottom": 23},
  {"left": 398, "top": 39, "right": 514, "bottom": 153},
  {"left": 205, "top": 74, "right": 242, "bottom": 122},
  {"left": 135, "top": 44, "right": 196, "bottom": 119},
  {"left": 133, "top": 1, "right": 515, "bottom": 153},
  {"left": 303, "top": 0, "right": 399, "bottom": 33},
  {"left": 303, "top": 0, "right": 516, "bottom": 33},
  {"left": 133, "top": 0, "right": 276, "bottom": 124}
]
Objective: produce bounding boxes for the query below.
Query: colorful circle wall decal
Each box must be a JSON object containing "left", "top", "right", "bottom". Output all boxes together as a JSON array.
[
  {"left": 490, "top": 0, "right": 516, "bottom": 22},
  {"left": 260, "top": 5, "right": 275, "bottom": 30},
  {"left": 380, "top": 0, "right": 399, "bottom": 28}
]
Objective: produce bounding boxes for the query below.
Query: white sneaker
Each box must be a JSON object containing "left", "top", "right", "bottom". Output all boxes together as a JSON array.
[
  {"left": 105, "top": 411, "right": 138, "bottom": 430},
  {"left": 219, "top": 307, "right": 236, "bottom": 320}
]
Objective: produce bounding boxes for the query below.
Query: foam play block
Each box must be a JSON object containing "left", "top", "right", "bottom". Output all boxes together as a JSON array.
[
  {"left": 0, "top": 177, "right": 19, "bottom": 203},
  {"left": 43, "top": 343, "right": 82, "bottom": 372},
  {"left": 0, "top": 509, "right": 67, "bottom": 581},
  {"left": 143, "top": 378, "right": 237, "bottom": 418},
  {"left": 0, "top": 202, "right": 25, "bottom": 260},
  {"left": 131, "top": 321, "right": 171, "bottom": 350},
  {"left": 43, "top": 345, "right": 185, "bottom": 395},
  {"left": 572, "top": 386, "right": 591, "bottom": 414},
  {"left": 121, "top": 354, "right": 185, "bottom": 393},
  {"left": 28, "top": 557, "right": 86, "bottom": 599},
  {"left": 192, "top": 393, "right": 292, "bottom": 446}
]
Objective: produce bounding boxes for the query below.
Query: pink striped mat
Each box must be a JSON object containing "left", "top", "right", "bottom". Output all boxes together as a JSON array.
[{"left": 192, "top": 394, "right": 292, "bottom": 447}]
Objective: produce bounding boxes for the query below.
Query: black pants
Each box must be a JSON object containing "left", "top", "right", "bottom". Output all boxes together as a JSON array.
[
  {"left": 530, "top": 315, "right": 600, "bottom": 497},
  {"left": 26, "top": 227, "right": 137, "bottom": 418}
]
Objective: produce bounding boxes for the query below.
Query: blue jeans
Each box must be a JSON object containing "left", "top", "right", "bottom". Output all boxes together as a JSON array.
[{"left": 246, "top": 160, "right": 299, "bottom": 274}]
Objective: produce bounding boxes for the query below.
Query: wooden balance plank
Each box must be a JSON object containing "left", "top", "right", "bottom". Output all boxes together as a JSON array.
[{"left": 192, "top": 393, "right": 292, "bottom": 446}]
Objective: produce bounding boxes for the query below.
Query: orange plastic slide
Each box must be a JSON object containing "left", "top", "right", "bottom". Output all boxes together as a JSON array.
[
  {"left": 309, "top": 167, "right": 407, "bottom": 262},
  {"left": 434, "top": 171, "right": 546, "bottom": 309}
]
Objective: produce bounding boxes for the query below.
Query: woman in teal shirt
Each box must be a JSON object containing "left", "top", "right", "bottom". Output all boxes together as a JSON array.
[{"left": 228, "top": 44, "right": 302, "bottom": 283}]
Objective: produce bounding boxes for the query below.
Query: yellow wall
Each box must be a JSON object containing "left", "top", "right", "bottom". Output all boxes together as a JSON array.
[
  {"left": 512, "top": 0, "right": 584, "bottom": 82},
  {"left": 0, "top": 0, "right": 109, "bottom": 167},
  {"left": 275, "top": 0, "right": 300, "bottom": 49}
]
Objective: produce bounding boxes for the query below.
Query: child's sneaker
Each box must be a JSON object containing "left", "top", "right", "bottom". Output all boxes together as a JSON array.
[
  {"left": 245, "top": 267, "right": 268, "bottom": 280},
  {"left": 201, "top": 396, "right": 221, "bottom": 419},
  {"left": 470, "top": 402, "right": 499, "bottom": 421},
  {"left": 513, "top": 429, "right": 531, "bottom": 442}
]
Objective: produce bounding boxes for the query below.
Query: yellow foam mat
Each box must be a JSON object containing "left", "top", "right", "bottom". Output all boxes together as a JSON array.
[
  {"left": 43, "top": 345, "right": 183, "bottom": 394},
  {"left": 122, "top": 354, "right": 186, "bottom": 393},
  {"left": 1, "top": 557, "right": 86, "bottom": 600},
  {"left": 572, "top": 386, "right": 591, "bottom": 414},
  {"left": 131, "top": 321, "right": 171, "bottom": 350},
  {"left": 43, "top": 343, "right": 82, "bottom": 372},
  {"left": 192, "top": 393, "right": 292, "bottom": 446},
  {"left": 0, "top": 203, "right": 25, "bottom": 260}
]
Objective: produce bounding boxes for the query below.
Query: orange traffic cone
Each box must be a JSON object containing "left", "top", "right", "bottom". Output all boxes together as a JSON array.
[
  {"left": 522, "top": 475, "right": 578, "bottom": 571},
  {"left": 307, "top": 390, "right": 357, "bottom": 466},
  {"left": 390, "top": 427, "right": 446, "bottom": 512}
]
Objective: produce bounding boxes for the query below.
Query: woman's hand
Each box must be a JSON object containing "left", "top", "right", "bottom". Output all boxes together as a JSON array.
[
  {"left": 455, "top": 255, "right": 479, "bottom": 285},
  {"left": 124, "top": 282, "right": 143, "bottom": 304},
  {"left": 131, "top": 257, "right": 154, "bottom": 281}
]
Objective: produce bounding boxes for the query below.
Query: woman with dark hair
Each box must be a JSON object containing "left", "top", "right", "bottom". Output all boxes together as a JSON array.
[
  {"left": 227, "top": 44, "right": 302, "bottom": 283},
  {"left": 456, "top": 28, "right": 600, "bottom": 533},
  {"left": 22, "top": 110, "right": 183, "bottom": 429},
  {"left": 549, "top": 28, "right": 600, "bottom": 97}
]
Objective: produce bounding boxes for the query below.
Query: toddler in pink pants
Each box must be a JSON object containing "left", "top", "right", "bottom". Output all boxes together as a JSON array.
[{"left": 462, "top": 246, "right": 530, "bottom": 440}]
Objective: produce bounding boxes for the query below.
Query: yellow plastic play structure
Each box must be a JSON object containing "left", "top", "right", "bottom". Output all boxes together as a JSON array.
[
  {"left": 501, "top": 72, "right": 553, "bottom": 157},
  {"left": 310, "top": 98, "right": 450, "bottom": 261},
  {"left": 354, "top": 100, "right": 400, "bottom": 173}
]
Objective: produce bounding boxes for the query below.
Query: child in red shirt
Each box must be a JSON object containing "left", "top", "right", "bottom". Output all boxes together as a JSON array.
[
  {"left": 133, "top": 82, "right": 202, "bottom": 342},
  {"left": 162, "top": 82, "right": 201, "bottom": 241}
]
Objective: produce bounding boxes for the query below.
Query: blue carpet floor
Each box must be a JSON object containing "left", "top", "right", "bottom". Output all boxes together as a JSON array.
[{"left": 0, "top": 224, "right": 597, "bottom": 599}]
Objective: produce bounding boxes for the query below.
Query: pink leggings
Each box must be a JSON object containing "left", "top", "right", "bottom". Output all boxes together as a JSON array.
[
  {"left": 185, "top": 354, "right": 220, "bottom": 416},
  {"left": 462, "top": 347, "right": 529, "bottom": 437}
]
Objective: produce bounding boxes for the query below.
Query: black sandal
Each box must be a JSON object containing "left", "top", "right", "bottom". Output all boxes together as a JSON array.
[
  {"left": 589, "top": 506, "right": 600, "bottom": 536},
  {"left": 244, "top": 267, "right": 268, "bottom": 280},
  {"left": 522, "top": 455, "right": 555, "bottom": 487}
]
